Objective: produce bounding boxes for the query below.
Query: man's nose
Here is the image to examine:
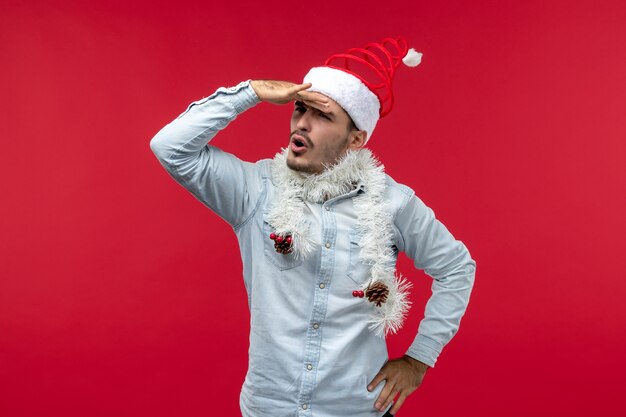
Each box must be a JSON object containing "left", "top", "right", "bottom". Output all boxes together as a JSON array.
[{"left": 296, "top": 109, "right": 312, "bottom": 131}]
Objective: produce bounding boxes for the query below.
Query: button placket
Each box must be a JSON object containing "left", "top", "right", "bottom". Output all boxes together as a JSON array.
[{"left": 296, "top": 201, "right": 336, "bottom": 413}]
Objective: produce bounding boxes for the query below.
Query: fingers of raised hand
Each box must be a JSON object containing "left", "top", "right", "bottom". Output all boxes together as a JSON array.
[
  {"left": 299, "top": 99, "right": 331, "bottom": 115},
  {"left": 297, "top": 91, "right": 330, "bottom": 110},
  {"left": 289, "top": 82, "right": 312, "bottom": 93},
  {"left": 251, "top": 80, "right": 309, "bottom": 104}
]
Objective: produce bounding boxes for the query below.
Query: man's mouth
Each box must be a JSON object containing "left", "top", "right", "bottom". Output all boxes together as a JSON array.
[{"left": 290, "top": 134, "right": 310, "bottom": 154}]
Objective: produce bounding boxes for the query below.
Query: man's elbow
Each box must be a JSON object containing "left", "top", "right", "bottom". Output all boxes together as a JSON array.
[
  {"left": 433, "top": 245, "right": 476, "bottom": 289},
  {"left": 459, "top": 245, "right": 477, "bottom": 286},
  {"left": 466, "top": 257, "right": 476, "bottom": 288},
  {"left": 149, "top": 131, "right": 172, "bottom": 163}
]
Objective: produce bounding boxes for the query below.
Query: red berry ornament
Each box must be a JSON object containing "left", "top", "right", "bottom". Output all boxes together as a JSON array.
[{"left": 269, "top": 230, "right": 294, "bottom": 255}]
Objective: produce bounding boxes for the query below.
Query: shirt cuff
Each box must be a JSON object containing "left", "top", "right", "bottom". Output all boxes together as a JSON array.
[
  {"left": 405, "top": 333, "right": 444, "bottom": 368},
  {"left": 224, "top": 80, "right": 261, "bottom": 114}
]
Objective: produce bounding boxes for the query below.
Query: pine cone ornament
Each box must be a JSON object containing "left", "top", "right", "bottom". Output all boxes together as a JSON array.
[{"left": 365, "top": 281, "right": 389, "bottom": 307}]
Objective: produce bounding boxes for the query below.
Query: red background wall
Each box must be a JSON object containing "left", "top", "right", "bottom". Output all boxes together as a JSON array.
[{"left": 1, "top": 0, "right": 625, "bottom": 415}]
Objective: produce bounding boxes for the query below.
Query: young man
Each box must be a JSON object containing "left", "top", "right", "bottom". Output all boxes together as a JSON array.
[{"left": 150, "top": 37, "right": 476, "bottom": 417}]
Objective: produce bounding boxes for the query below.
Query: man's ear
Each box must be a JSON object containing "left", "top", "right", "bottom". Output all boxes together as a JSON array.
[{"left": 348, "top": 130, "right": 367, "bottom": 150}]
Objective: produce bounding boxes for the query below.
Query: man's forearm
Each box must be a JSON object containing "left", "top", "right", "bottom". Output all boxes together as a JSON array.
[
  {"left": 150, "top": 80, "right": 260, "bottom": 169},
  {"left": 149, "top": 80, "right": 260, "bottom": 173},
  {"left": 409, "top": 251, "right": 475, "bottom": 368}
]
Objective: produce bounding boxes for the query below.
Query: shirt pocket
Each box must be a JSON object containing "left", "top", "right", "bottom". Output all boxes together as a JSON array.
[
  {"left": 262, "top": 219, "right": 304, "bottom": 271},
  {"left": 346, "top": 233, "right": 373, "bottom": 285}
]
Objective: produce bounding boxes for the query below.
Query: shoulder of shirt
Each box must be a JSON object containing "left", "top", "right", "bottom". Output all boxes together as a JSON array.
[
  {"left": 384, "top": 173, "right": 415, "bottom": 200},
  {"left": 383, "top": 173, "right": 433, "bottom": 221},
  {"left": 254, "top": 157, "right": 273, "bottom": 179}
]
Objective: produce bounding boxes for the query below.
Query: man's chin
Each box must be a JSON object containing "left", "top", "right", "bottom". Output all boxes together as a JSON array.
[{"left": 286, "top": 153, "right": 318, "bottom": 174}]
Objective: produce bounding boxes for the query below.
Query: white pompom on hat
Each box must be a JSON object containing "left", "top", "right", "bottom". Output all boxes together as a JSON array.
[{"left": 303, "top": 36, "right": 422, "bottom": 143}]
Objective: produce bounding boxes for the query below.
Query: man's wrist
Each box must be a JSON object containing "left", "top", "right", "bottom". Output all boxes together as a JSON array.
[
  {"left": 406, "top": 333, "right": 442, "bottom": 368},
  {"left": 402, "top": 355, "right": 430, "bottom": 373},
  {"left": 249, "top": 80, "right": 260, "bottom": 99},
  {"left": 223, "top": 81, "right": 260, "bottom": 113}
]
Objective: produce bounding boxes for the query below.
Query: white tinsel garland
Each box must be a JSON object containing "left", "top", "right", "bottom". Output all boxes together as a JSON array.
[{"left": 268, "top": 148, "right": 412, "bottom": 336}]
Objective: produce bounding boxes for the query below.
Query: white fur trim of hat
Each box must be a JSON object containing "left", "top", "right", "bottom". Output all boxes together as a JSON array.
[{"left": 303, "top": 67, "right": 380, "bottom": 143}]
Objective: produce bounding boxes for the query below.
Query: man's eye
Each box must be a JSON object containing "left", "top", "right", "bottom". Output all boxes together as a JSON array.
[
  {"left": 295, "top": 106, "right": 306, "bottom": 113},
  {"left": 319, "top": 112, "right": 331, "bottom": 120}
]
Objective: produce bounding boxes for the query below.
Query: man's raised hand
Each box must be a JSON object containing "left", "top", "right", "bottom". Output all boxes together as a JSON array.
[{"left": 250, "top": 80, "right": 330, "bottom": 111}]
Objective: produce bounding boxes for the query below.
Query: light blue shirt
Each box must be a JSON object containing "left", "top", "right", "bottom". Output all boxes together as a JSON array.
[{"left": 150, "top": 80, "right": 476, "bottom": 417}]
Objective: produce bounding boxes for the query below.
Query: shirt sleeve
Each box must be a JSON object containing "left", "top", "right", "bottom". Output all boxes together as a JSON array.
[
  {"left": 149, "top": 80, "right": 264, "bottom": 228},
  {"left": 394, "top": 192, "right": 476, "bottom": 368}
]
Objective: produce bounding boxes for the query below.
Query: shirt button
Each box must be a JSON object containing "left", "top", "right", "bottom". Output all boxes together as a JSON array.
[
  {"left": 306, "top": 363, "right": 313, "bottom": 370},
  {"left": 302, "top": 404, "right": 308, "bottom": 410},
  {"left": 313, "top": 323, "right": 320, "bottom": 329},
  {"left": 325, "top": 242, "right": 331, "bottom": 248},
  {"left": 325, "top": 206, "right": 330, "bottom": 211},
  {"left": 319, "top": 283, "right": 325, "bottom": 289}
]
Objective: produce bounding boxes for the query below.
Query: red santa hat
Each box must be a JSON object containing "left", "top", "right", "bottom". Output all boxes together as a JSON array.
[{"left": 303, "top": 36, "right": 422, "bottom": 143}]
